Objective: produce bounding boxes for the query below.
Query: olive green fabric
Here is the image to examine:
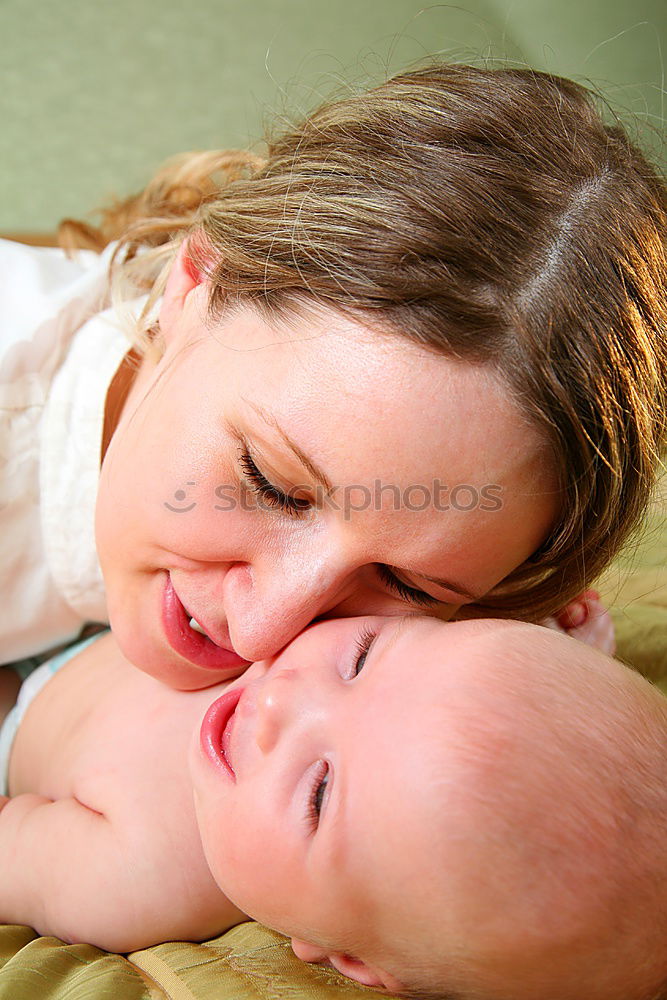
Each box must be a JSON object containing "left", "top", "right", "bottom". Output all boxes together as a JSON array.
[
  {"left": 0, "top": 925, "right": 152, "bottom": 999},
  {"left": 599, "top": 475, "right": 667, "bottom": 690},
  {"left": 0, "top": 923, "right": 380, "bottom": 1000},
  {"left": 127, "top": 923, "right": 377, "bottom": 999}
]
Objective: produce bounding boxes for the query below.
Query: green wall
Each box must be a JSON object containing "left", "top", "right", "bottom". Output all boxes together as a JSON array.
[{"left": 1, "top": 0, "right": 664, "bottom": 230}]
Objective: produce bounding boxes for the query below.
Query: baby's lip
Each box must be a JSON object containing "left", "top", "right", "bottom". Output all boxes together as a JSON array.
[{"left": 200, "top": 689, "right": 244, "bottom": 781}]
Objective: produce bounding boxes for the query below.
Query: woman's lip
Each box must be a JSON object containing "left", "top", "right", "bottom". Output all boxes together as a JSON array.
[
  {"left": 200, "top": 689, "right": 243, "bottom": 780},
  {"left": 162, "top": 577, "right": 248, "bottom": 672}
]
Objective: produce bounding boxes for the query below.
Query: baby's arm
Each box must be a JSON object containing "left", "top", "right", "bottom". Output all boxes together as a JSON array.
[{"left": 0, "top": 788, "right": 245, "bottom": 952}]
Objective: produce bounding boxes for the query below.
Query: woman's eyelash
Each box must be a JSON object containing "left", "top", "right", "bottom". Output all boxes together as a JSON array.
[
  {"left": 352, "top": 626, "right": 376, "bottom": 676},
  {"left": 376, "top": 564, "right": 439, "bottom": 608},
  {"left": 306, "top": 761, "right": 330, "bottom": 832},
  {"left": 238, "top": 450, "right": 310, "bottom": 517},
  {"left": 238, "top": 452, "right": 439, "bottom": 603}
]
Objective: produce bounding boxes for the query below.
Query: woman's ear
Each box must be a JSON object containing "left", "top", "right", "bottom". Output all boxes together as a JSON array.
[
  {"left": 291, "top": 938, "right": 404, "bottom": 991},
  {"left": 158, "top": 235, "right": 208, "bottom": 340}
]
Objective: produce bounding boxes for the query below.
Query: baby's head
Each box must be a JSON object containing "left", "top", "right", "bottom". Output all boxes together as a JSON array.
[{"left": 190, "top": 616, "right": 667, "bottom": 1000}]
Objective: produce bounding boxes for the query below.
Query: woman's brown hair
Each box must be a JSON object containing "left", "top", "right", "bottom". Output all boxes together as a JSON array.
[{"left": 62, "top": 63, "right": 667, "bottom": 620}]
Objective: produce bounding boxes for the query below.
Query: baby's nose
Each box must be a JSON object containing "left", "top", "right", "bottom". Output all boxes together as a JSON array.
[{"left": 254, "top": 669, "right": 298, "bottom": 753}]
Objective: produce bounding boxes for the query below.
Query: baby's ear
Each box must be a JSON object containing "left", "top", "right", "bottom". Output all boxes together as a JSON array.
[
  {"left": 291, "top": 938, "right": 404, "bottom": 991},
  {"left": 290, "top": 938, "right": 329, "bottom": 964},
  {"left": 158, "top": 233, "right": 210, "bottom": 339}
]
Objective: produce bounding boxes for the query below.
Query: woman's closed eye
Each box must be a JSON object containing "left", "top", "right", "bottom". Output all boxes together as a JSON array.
[
  {"left": 238, "top": 449, "right": 311, "bottom": 517},
  {"left": 376, "top": 563, "right": 440, "bottom": 609},
  {"left": 238, "top": 451, "right": 444, "bottom": 609}
]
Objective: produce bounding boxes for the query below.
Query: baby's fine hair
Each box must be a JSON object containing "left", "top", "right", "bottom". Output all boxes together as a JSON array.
[
  {"left": 389, "top": 622, "right": 667, "bottom": 1000},
  {"left": 64, "top": 62, "right": 667, "bottom": 621}
]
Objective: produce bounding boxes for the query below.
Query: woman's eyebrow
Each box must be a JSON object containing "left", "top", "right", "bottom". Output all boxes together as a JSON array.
[{"left": 247, "top": 402, "right": 334, "bottom": 494}]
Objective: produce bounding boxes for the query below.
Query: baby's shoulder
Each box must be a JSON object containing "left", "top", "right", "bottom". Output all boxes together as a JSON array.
[{"left": 12, "top": 631, "right": 208, "bottom": 828}]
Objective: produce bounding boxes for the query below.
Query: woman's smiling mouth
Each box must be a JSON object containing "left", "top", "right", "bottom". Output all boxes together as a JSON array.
[{"left": 162, "top": 575, "right": 249, "bottom": 672}]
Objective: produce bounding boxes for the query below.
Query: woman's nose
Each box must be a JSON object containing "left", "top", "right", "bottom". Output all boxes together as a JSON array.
[
  {"left": 226, "top": 554, "right": 357, "bottom": 662},
  {"left": 254, "top": 669, "right": 298, "bottom": 754}
]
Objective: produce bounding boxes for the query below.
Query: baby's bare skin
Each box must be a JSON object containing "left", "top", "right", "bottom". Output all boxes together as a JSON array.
[{"left": 1, "top": 632, "right": 246, "bottom": 951}]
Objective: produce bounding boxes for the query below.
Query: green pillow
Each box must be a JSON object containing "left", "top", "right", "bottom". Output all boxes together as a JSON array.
[{"left": 0, "top": 922, "right": 377, "bottom": 999}]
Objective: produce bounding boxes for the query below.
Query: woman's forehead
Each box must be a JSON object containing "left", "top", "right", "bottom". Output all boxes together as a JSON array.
[
  {"left": 220, "top": 311, "right": 538, "bottom": 480},
  {"left": 202, "top": 306, "right": 559, "bottom": 587}
]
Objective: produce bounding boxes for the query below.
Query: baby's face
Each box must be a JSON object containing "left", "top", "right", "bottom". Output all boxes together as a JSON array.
[
  {"left": 189, "top": 614, "right": 487, "bottom": 982},
  {"left": 190, "top": 615, "right": 667, "bottom": 998}
]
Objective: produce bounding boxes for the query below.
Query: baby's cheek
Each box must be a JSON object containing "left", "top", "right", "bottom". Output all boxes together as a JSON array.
[{"left": 191, "top": 787, "right": 224, "bottom": 877}]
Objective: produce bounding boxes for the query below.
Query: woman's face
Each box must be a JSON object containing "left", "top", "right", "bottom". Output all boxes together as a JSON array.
[{"left": 96, "top": 252, "right": 558, "bottom": 688}]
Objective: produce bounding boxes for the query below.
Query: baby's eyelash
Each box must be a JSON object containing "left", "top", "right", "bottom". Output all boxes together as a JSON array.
[
  {"left": 238, "top": 450, "right": 310, "bottom": 518},
  {"left": 306, "top": 761, "right": 330, "bottom": 832},
  {"left": 376, "top": 564, "right": 439, "bottom": 608},
  {"left": 352, "top": 626, "right": 376, "bottom": 677}
]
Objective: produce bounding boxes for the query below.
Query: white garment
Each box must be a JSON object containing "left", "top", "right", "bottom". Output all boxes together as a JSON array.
[{"left": 0, "top": 239, "right": 141, "bottom": 664}]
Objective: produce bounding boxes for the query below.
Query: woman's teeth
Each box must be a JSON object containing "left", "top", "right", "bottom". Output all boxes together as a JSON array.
[{"left": 189, "top": 617, "right": 209, "bottom": 638}]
